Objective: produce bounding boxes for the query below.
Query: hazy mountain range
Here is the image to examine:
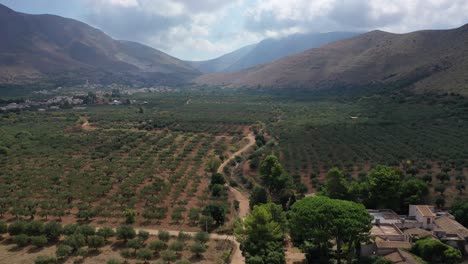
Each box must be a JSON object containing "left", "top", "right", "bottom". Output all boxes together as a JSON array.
[
  {"left": 186, "top": 32, "right": 359, "bottom": 73},
  {"left": 196, "top": 25, "right": 468, "bottom": 95},
  {"left": 1, "top": 3, "right": 467, "bottom": 95},
  {"left": 0, "top": 4, "right": 199, "bottom": 86}
]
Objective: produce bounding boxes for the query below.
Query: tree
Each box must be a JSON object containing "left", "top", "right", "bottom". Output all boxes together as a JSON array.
[
  {"left": 249, "top": 186, "right": 269, "bottom": 208},
  {"left": 289, "top": 196, "right": 372, "bottom": 264},
  {"left": 259, "top": 155, "right": 291, "bottom": 195},
  {"left": 44, "top": 221, "right": 62, "bottom": 242},
  {"left": 136, "top": 248, "right": 153, "bottom": 262},
  {"left": 435, "top": 196, "right": 446, "bottom": 208},
  {"left": 411, "top": 237, "right": 462, "bottom": 264},
  {"left": 235, "top": 203, "right": 286, "bottom": 264},
  {"left": 34, "top": 255, "right": 57, "bottom": 264},
  {"left": 62, "top": 223, "right": 78, "bottom": 235},
  {"left": 435, "top": 184, "right": 446, "bottom": 195},
  {"left": 169, "top": 241, "right": 184, "bottom": 253},
  {"left": 13, "top": 234, "right": 30, "bottom": 247},
  {"left": 116, "top": 225, "right": 136, "bottom": 242},
  {"left": 31, "top": 235, "right": 48, "bottom": 248},
  {"left": 64, "top": 233, "right": 86, "bottom": 251},
  {"left": 422, "top": 174, "right": 433, "bottom": 183},
  {"left": 206, "top": 156, "right": 221, "bottom": 173},
  {"left": 0, "top": 220, "right": 7, "bottom": 238},
  {"left": 203, "top": 203, "right": 226, "bottom": 226},
  {"left": 25, "top": 220, "right": 44, "bottom": 236},
  {"left": 8, "top": 221, "right": 26, "bottom": 236},
  {"left": 97, "top": 227, "right": 115, "bottom": 241},
  {"left": 127, "top": 238, "right": 143, "bottom": 255},
  {"left": 75, "top": 225, "right": 95, "bottom": 239},
  {"left": 456, "top": 182, "right": 465, "bottom": 194},
  {"left": 450, "top": 199, "right": 468, "bottom": 227},
  {"left": 194, "top": 231, "right": 209, "bottom": 244},
  {"left": 56, "top": 244, "right": 73, "bottom": 259},
  {"left": 210, "top": 173, "right": 226, "bottom": 187},
  {"left": 190, "top": 242, "right": 207, "bottom": 257},
  {"left": 400, "top": 179, "right": 429, "bottom": 211},
  {"left": 149, "top": 240, "right": 166, "bottom": 254},
  {"left": 87, "top": 235, "right": 105, "bottom": 251},
  {"left": 323, "top": 168, "right": 349, "bottom": 200},
  {"left": 436, "top": 172, "right": 450, "bottom": 183},
  {"left": 161, "top": 250, "right": 177, "bottom": 263},
  {"left": 158, "top": 230, "right": 170, "bottom": 242},
  {"left": 366, "top": 165, "right": 403, "bottom": 211},
  {"left": 124, "top": 208, "right": 137, "bottom": 224},
  {"left": 138, "top": 230, "right": 150, "bottom": 241}
]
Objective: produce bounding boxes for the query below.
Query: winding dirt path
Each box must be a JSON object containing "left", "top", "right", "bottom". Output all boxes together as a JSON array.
[{"left": 217, "top": 132, "right": 255, "bottom": 219}]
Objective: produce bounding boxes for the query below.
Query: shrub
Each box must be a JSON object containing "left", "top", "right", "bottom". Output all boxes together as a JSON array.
[
  {"left": 25, "top": 221, "right": 45, "bottom": 236},
  {"left": 161, "top": 250, "right": 177, "bottom": 263},
  {"left": 64, "top": 233, "right": 86, "bottom": 250},
  {"left": 120, "top": 249, "right": 132, "bottom": 259},
  {"left": 31, "top": 235, "right": 48, "bottom": 248},
  {"left": 62, "top": 224, "right": 78, "bottom": 235},
  {"left": 116, "top": 225, "right": 136, "bottom": 242},
  {"left": 13, "top": 234, "right": 30, "bottom": 247},
  {"left": 34, "top": 255, "right": 57, "bottom": 264},
  {"left": 106, "top": 259, "right": 123, "bottom": 264},
  {"left": 136, "top": 248, "right": 153, "bottom": 261},
  {"left": 169, "top": 241, "right": 184, "bottom": 252},
  {"left": 44, "top": 221, "right": 62, "bottom": 241},
  {"left": 0, "top": 220, "right": 7, "bottom": 236},
  {"left": 158, "top": 230, "right": 170, "bottom": 242},
  {"left": 411, "top": 238, "right": 462, "bottom": 264},
  {"left": 97, "top": 227, "right": 115, "bottom": 241},
  {"left": 177, "top": 231, "right": 191, "bottom": 241},
  {"left": 194, "top": 231, "right": 209, "bottom": 244},
  {"left": 8, "top": 221, "right": 26, "bottom": 236},
  {"left": 56, "top": 244, "right": 73, "bottom": 259},
  {"left": 190, "top": 242, "right": 206, "bottom": 257},
  {"left": 137, "top": 230, "right": 150, "bottom": 241},
  {"left": 149, "top": 240, "right": 166, "bottom": 253},
  {"left": 75, "top": 225, "right": 95, "bottom": 238},
  {"left": 87, "top": 235, "right": 105, "bottom": 250}
]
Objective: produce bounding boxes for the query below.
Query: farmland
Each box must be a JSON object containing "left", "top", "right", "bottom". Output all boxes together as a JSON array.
[{"left": 1, "top": 87, "right": 467, "bottom": 224}]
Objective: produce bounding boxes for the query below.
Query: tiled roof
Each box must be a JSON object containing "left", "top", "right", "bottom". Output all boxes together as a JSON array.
[
  {"left": 434, "top": 216, "right": 468, "bottom": 239},
  {"left": 403, "top": 228, "right": 432, "bottom": 238},
  {"left": 375, "top": 238, "right": 412, "bottom": 249},
  {"left": 416, "top": 205, "right": 436, "bottom": 217}
]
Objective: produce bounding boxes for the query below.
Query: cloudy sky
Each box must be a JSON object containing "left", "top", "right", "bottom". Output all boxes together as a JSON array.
[{"left": 1, "top": 0, "right": 468, "bottom": 60}]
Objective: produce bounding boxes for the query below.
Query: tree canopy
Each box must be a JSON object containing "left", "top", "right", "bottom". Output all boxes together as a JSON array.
[{"left": 289, "top": 196, "right": 372, "bottom": 264}]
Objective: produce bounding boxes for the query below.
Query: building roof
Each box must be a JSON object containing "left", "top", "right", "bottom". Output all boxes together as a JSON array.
[
  {"left": 371, "top": 224, "right": 403, "bottom": 237},
  {"left": 434, "top": 216, "right": 468, "bottom": 239},
  {"left": 403, "top": 228, "right": 432, "bottom": 238},
  {"left": 375, "top": 238, "right": 412, "bottom": 250},
  {"left": 383, "top": 249, "right": 420, "bottom": 264},
  {"left": 416, "top": 205, "right": 436, "bottom": 217},
  {"left": 368, "top": 209, "right": 402, "bottom": 225}
]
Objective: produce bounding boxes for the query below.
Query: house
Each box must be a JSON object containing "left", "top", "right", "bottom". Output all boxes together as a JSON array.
[
  {"left": 433, "top": 216, "right": 468, "bottom": 254},
  {"left": 409, "top": 205, "right": 436, "bottom": 229},
  {"left": 382, "top": 249, "right": 420, "bottom": 264},
  {"left": 403, "top": 228, "right": 433, "bottom": 241}
]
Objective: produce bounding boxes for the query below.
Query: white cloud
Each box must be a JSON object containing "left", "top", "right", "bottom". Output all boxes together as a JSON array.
[{"left": 83, "top": 0, "right": 468, "bottom": 60}]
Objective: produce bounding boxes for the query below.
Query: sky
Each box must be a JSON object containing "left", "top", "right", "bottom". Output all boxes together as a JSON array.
[{"left": 1, "top": 0, "right": 468, "bottom": 61}]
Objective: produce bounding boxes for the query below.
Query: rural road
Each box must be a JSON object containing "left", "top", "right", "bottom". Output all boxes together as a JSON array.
[{"left": 217, "top": 132, "right": 255, "bottom": 219}]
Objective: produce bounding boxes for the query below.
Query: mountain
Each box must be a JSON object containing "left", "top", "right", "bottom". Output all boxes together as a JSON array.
[
  {"left": 0, "top": 4, "right": 200, "bottom": 86},
  {"left": 196, "top": 24, "right": 468, "bottom": 95},
  {"left": 186, "top": 44, "right": 256, "bottom": 73},
  {"left": 187, "top": 32, "right": 359, "bottom": 73}
]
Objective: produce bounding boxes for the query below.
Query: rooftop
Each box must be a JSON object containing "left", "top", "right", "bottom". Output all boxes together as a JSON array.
[
  {"left": 368, "top": 209, "right": 402, "bottom": 225},
  {"left": 434, "top": 216, "right": 468, "bottom": 239},
  {"left": 375, "top": 238, "right": 412, "bottom": 250},
  {"left": 416, "top": 205, "right": 436, "bottom": 217},
  {"left": 371, "top": 224, "right": 403, "bottom": 237}
]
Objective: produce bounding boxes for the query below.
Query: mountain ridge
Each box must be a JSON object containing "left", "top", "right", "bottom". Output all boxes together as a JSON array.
[
  {"left": 0, "top": 3, "right": 200, "bottom": 86},
  {"left": 196, "top": 24, "right": 468, "bottom": 95}
]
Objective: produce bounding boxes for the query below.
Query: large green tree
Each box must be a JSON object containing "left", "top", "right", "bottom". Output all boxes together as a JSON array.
[
  {"left": 235, "top": 203, "right": 286, "bottom": 264},
  {"left": 450, "top": 199, "right": 468, "bottom": 227},
  {"left": 366, "top": 165, "right": 403, "bottom": 211},
  {"left": 289, "top": 196, "right": 372, "bottom": 264},
  {"left": 323, "top": 168, "right": 349, "bottom": 200}
]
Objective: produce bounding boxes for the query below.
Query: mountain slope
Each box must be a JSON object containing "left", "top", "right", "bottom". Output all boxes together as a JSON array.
[
  {"left": 0, "top": 4, "right": 199, "bottom": 86},
  {"left": 196, "top": 25, "right": 468, "bottom": 95},
  {"left": 226, "top": 32, "right": 359, "bottom": 72},
  {"left": 187, "top": 32, "right": 358, "bottom": 73},
  {"left": 186, "top": 44, "right": 256, "bottom": 73}
]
